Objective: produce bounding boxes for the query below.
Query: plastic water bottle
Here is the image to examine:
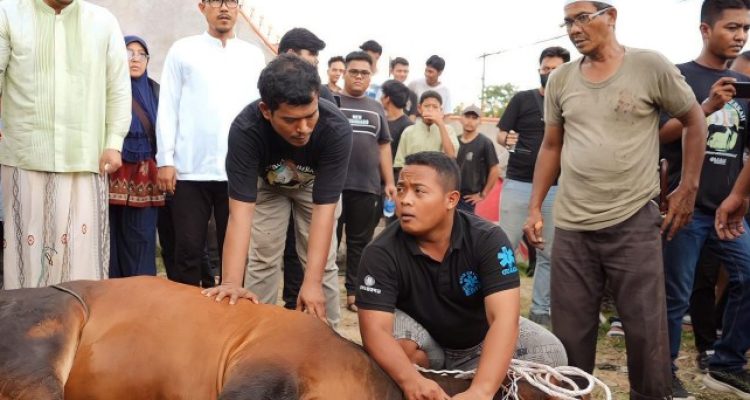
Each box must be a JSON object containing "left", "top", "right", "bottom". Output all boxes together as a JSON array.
[{"left": 383, "top": 198, "right": 396, "bottom": 218}]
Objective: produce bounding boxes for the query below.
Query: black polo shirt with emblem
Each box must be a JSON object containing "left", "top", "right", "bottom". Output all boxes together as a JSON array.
[{"left": 355, "top": 211, "right": 520, "bottom": 350}]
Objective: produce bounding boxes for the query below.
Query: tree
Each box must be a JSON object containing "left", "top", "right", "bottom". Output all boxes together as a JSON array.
[{"left": 482, "top": 83, "right": 517, "bottom": 118}]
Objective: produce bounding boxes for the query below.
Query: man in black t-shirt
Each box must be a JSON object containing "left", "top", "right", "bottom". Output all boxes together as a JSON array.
[
  {"left": 336, "top": 51, "right": 396, "bottom": 312},
  {"left": 496, "top": 46, "right": 570, "bottom": 328},
  {"left": 457, "top": 105, "right": 499, "bottom": 215},
  {"left": 659, "top": 2, "right": 750, "bottom": 396},
  {"left": 357, "top": 152, "right": 566, "bottom": 400},
  {"left": 203, "top": 54, "right": 352, "bottom": 328}
]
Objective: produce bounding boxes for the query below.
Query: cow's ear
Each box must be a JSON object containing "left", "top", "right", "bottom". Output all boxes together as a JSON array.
[{"left": 219, "top": 363, "right": 299, "bottom": 400}]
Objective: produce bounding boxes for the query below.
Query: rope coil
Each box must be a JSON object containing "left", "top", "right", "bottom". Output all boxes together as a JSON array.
[{"left": 416, "top": 359, "right": 612, "bottom": 400}]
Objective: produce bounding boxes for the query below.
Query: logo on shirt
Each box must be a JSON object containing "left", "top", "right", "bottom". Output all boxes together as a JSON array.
[
  {"left": 459, "top": 271, "right": 481, "bottom": 296},
  {"left": 465, "top": 152, "right": 474, "bottom": 162},
  {"left": 360, "top": 275, "right": 381, "bottom": 294},
  {"left": 706, "top": 101, "right": 744, "bottom": 156},
  {"left": 498, "top": 247, "right": 518, "bottom": 276},
  {"left": 266, "top": 160, "right": 315, "bottom": 189}
]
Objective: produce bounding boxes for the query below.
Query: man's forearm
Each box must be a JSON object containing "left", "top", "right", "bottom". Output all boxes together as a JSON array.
[
  {"left": 529, "top": 146, "right": 560, "bottom": 210},
  {"left": 221, "top": 202, "right": 255, "bottom": 286},
  {"left": 438, "top": 124, "right": 456, "bottom": 157},
  {"left": 678, "top": 103, "right": 706, "bottom": 190},
  {"left": 304, "top": 203, "right": 337, "bottom": 283},
  {"left": 378, "top": 144, "right": 396, "bottom": 187},
  {"left": 482, "top": 166, "right": 500, "bottom": 197},
  {"left": 361, "top": 326, "right": 425, "bottom": 390},
  {"left": 469, "top": 318, "right": 518, "bottom": 397},
  {"left": 497, "top": 130, "right": 508, "bottom": 146}
]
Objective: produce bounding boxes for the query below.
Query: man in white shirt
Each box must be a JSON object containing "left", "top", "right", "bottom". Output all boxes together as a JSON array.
[
  {"left": 408, "top": 55, "right": 452, "bottom": 115},
  {"left": 156, "top": 0, "right": 265, "bottom": 287}
]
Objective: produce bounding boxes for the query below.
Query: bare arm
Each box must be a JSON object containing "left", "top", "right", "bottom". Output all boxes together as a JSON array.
[
  {"left": 296, "top": 203, "right": 338, "bottom": 321},
  {"left": 202, "top": 199, "right": 259, "bottom": 304},
  {"left": 497, "top": 130, "right": 509, "bottom": 146},
  {"left": 359, "top": 310, "right": 449, "bottom": 400},
  {"left": 379, "top": 143, "right": 397, "bottom": 199},
  {"left": 457, "top": 289, "right": 520, "bottom": 399},
  {"left": 523, "top": 124, "right": 563, "bottom": 249},
  {"left": 661, "top": 103, "right": 706, "bottom": 240},
  {"left": 482, "top": 165, "right": 500, "bottom": 198},
  {"left": 436, "top": 120, "right": 457, "bottom": 158}
]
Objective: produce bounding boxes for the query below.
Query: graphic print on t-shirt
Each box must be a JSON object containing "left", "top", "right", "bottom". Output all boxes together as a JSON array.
[
  {"left": 459, "top": 271, "right": 480, "bottom": 296},
  {"left": 706, "top": 101, "right": 743, "bottom": 156},
  {"left": 265, "top": 159, "right": 315, "bottom": 189},
  {"left": 498, "top": 246, "right": 518, "bottom": 276}
]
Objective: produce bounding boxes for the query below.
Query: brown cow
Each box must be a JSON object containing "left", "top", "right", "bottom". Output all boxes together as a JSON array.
[{"left": 0, "top": 277, "right": 552, "bottom": 399}]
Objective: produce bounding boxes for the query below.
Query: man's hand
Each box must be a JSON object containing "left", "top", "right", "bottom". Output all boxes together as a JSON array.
[
  {"left": 296, "top": 279, "right": 327, "bottom": 323},
  {"left": 715, "top": 193, "right": 749, "bottom": 241},
  {"left": 99, "top": 149, "right": 122, "bottom": 175},
  {"left": 158, "top": 166, "right": 177, "bottom": 194},
  {"left": 523, "top": 209, "right": 545, "bottom": 250},
  {"left": 661, "top": 184, "right": 698, "bottom": 241},
  {"left": 202, "top": 283, "right": 260, "bottom": 305},
  {"left": 422, "top": 110, "right": 444, "bottom": 127},
  {"left": 702, "top": 77, "right": 736, "bottom": 115},
  {"left": 385, "top": 184, "right": 398, "bottom": 202},
  {"left": 451, "top": 388, "right": 493, "bottom": 400},
  {"left": 463, "top": 193, "right": 483, "bottom": 205},
  {"left": 402, "top": 376, "right": 451, "bottom": 400},
  {"left": 505, "top": 130, "right": 519, "bottom": 149}
]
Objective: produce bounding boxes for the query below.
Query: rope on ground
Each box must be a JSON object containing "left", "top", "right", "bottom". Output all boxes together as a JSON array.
[{"left": 416, "top": 359, "right": 612, "bottom": 400}]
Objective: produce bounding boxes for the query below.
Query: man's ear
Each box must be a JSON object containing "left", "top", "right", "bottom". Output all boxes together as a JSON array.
[
  {"left": 447, "top": 190, "right": 461, "bottom": 210},
  {"left": 700, "top": 22, "right": 712, "bottom": 41},
  {"left": 259, "top": 102, "right": 272, "bottom": 121}
]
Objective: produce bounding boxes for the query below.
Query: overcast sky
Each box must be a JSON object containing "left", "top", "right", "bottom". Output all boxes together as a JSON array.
[{"left": 244, "top": 0, "right": 704, "bottom": 108}]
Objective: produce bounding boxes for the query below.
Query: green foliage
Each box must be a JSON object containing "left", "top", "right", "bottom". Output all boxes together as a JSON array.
[{"left": 482, "top": 83, "right": 518, "bottom": 118}]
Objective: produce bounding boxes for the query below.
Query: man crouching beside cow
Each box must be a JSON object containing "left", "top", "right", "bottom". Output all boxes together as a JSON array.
[{"left": 0, "top": 54, "right": 565, "bottom": 399}]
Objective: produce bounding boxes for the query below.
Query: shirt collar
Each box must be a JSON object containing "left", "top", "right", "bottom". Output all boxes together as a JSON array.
[
  {"left": 403, "top": 212, "right": 465, "bottom": 258},
  {"left": 35, "top": 0, "right": 79, "bottom": 16},
  {"left": 202, "top": 31, "right": 237, "bottom": 48}
]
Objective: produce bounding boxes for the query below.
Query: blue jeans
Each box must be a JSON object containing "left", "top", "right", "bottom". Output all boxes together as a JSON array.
[
  {"left": 663, "top": 209, "right": 750, "bottom": 372},
  {"left": 499, "top": 179, "right": 557, "bottom": 316}
]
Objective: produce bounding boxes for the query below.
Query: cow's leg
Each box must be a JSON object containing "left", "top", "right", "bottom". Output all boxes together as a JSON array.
[{"left": 0, "top": 287, "right": 86, "bottom": 399}]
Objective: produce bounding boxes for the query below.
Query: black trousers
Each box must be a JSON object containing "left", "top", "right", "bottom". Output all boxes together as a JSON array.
[
  {"left": 170, "top": 181, "right": 229, "bottom": 287},
  {"left": 282, "top": 214, "right": 304, "bottom": 309},
  {"left": 337, "top": 190, "right": 381, "bottom": 296},
  {"left": 690, "top": 246, "right": 729, "bottom": 353}
]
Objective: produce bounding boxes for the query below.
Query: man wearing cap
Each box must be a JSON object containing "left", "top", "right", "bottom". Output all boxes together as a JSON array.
[
  {"left": 0, "top": 0, "right": 131, "bottom": 288},
  {"left": 523, "top": 1, "right": 706, "bottom": 398},
  {"left": 456, "top": 105, "right": 499, "bottom": 215}
]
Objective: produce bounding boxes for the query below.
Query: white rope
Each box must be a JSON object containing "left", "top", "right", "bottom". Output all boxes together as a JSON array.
[{"left": 416, "top": 359, "right": 612, "bottom": 400}]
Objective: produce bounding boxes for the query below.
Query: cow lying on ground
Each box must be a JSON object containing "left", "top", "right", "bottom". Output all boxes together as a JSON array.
[{"left": 0, "top": 277, "right": 550, "bottom": 399}]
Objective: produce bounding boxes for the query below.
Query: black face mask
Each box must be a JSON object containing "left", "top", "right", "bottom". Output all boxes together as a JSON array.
[{"left": 540, "top": 73, "right": 550, "bottom": 88}]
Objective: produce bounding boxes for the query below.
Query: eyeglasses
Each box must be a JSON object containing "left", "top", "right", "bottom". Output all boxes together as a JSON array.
[
  {"left": 560, "top": 7, "right": 611, "bottom": 29},
  {"left": 347, "top": 69, "right": 372, "bottom": 78},
  {"left": 204, "top": 0, "right": 240, "bottom": 9},
  {"left": 127, "top": 49, "right": 149, "bottom": 62}
]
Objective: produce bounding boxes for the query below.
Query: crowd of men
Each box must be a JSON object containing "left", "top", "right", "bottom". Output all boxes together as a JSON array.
[{"left": 1, "top": 0, "right": 749, "bottom": 399}]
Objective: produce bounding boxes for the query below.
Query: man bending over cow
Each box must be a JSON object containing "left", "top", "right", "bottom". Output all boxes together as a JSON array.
[{"left": 356, "top": 151, "right": 566, "bottom": 400}]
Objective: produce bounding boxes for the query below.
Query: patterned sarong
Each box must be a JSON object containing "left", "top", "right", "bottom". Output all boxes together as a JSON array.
[{"left": 1, "top": 165, "right": 109, "bottom": 289}]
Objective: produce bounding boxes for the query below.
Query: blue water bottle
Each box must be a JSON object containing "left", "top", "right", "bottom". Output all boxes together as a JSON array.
[{"left": 383, "top": 198, "right": 396, "bottom": 218}]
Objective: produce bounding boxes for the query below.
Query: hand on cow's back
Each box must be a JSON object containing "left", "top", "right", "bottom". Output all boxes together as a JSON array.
[{"left": 202, "top": 283, "right": 260, "bottom": 305}]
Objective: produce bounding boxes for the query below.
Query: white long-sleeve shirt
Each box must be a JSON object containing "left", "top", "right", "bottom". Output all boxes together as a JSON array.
[{"left": 156, "top": 32, "right": 264, "bottom": 181}]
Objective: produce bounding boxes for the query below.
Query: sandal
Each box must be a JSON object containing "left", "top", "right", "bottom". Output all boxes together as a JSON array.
[{"left": 346, "top": 295, "right": 358, "bottom": 313}]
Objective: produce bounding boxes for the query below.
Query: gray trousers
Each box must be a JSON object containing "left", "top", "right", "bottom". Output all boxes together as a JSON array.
[
  {"left": 393, "top": 310, "right": 568, "bottom": 370},
  {"left": 551, "top": 202, "right": 671, "bottom": 400}
]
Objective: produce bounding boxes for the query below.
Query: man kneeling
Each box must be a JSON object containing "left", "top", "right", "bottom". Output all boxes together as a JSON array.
[{"left": 357, "top": 152, "right": 566, "bottom": 400}]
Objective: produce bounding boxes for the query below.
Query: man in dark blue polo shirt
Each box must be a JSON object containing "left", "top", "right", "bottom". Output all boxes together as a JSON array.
[{"left": 356, "top": 152, "right": 566, "bottom": 400}]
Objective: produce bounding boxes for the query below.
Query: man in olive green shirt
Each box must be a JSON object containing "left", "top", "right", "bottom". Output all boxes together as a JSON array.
[
  {"left": 393, "top": 90, "right": 458, "bottom": 169},
  {"left": 0, "top": 0, "right": 131, "bottom": 289}
]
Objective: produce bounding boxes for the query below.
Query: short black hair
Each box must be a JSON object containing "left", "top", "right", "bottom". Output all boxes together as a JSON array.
[
  {"left": 539, "top": 46, "right": 571, "bottom": 65},
  {"left": 419, "top": 90, "right": 443, "bottom": 106},
  {"left": 258, "top": 54, "right": 320, "bottom": 112},
  {"left": 278, "top": 28, "right": 326, "bottom": 55},
  {"left": 381, "top": 80, "right": 410, "bottom": 109},
  {"left": 359, "top": 40, "right": 383, "bottom": 55},
  {"left": 404, "top": 151, "right": 460, "bottom": 192},
  {"left": 345, "top": 51, "right": 373, "bottom": 67},
  {"left": 327, "top": 56, "right": 345, "bottom": 67},
  {"left": 425, "top": 55, "right": 446, "bottom": 72},
  {"left": 390, "top": 57, "right": 409, "bottom": 70},
  {"left": 701, "top": 0, "right": 750, "bottom": 25}
]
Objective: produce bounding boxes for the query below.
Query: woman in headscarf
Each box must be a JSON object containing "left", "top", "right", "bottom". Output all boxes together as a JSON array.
[{"left": 109, "top": 35, "right": 164, "bottom": 277}]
